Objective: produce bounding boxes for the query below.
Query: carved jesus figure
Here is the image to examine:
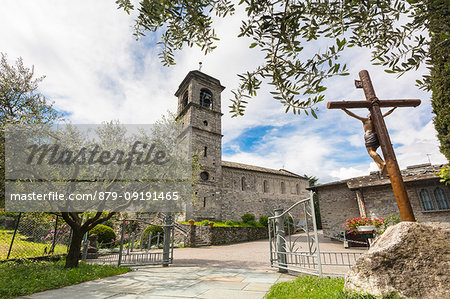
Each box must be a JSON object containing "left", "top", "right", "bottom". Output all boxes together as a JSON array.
[{"left": 341, "top": 107, "right": 396, "bottom": 176}]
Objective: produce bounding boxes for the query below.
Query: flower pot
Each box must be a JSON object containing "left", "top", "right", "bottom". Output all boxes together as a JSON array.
[
  {"left": 345, "top": 231, "right": 370, "bottom": 248},
  {"left": 357, "top": 225, "right": 376, "bottom": 232},
  {"left": 209, "top": 223, "right": 214, "bottom": 227},
  {"left": 359, "top": 233, "right": 374, "bottom": 239}
]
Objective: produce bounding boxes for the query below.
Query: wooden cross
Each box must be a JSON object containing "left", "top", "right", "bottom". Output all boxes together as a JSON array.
[{"left": 327, "top": 70, "right": 420, "bottom": 222}]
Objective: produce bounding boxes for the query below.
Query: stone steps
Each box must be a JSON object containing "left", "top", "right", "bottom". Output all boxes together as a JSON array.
[{"left": 194, "top": 237, "right": 210, "bottom": 247}]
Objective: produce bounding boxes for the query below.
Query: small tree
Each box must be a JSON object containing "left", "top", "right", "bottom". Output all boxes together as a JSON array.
[{"left": 0, "top": 53, "right": 61, "bottom": 208}]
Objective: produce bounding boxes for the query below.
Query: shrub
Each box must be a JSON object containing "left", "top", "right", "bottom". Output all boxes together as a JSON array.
[
  {"left": 90, "top": 224, "right": 117, "bottom": 245},
  {"left": 141, "top": 225, "right": 164, "bottom": 246},
  {"left": 225, "top": 220, "right": 234, "bottom": 226},
  {"left": 438, "top": 166, "right": 450, "bottom": 185},
  {"left": 241, "top": 213, "right": 255, "bottom": 223},
  {"left": 259, "top": 216, "right": 269, "bottom": 227},
  {"left": 101, "top": 219, "right": 116, "bottom": 229},
  {"left": 0, "top": 214, "right": 17, "bottom": 230},
  {"left": 379, "top": 214, "right": 400, "bottom": 234},
  {"left": 0, "top": 211, "right": 19, "bottom": 218},
  {"left": 201, "top": 220, "right": 210, "bottom": 226},
  {"left": 283, "top": 216, "right": 294, "bottom": 228},
  {"left": 247, "top": 220, "right": 258, "bottom": 227}
]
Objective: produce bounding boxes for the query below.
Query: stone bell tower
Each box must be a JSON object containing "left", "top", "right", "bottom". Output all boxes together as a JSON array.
[{"left": 175, "top": 71, "right": 225, "bottom": 220}]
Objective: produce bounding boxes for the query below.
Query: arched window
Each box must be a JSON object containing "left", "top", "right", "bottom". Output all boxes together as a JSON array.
[
  {"left": 281, "top": 182, "right": 286, "bottom": 194},
  {"left": 263, "top": 180, "right": 269, "bottom": 193},
  {"left": 419, "top": 189, "right": 434, "bottom": 211},
  {"left": 241, "top": 177, "right": 246, "bottom": 191},
  {"left": 200, "top": 89, "right": 212, "bottom": 108},
  {"left": 296, "top": 184, "right": 300, "bottom": 195},
  {"left": 434, "top": 188, "right": 449, "bottom": 210},
  {"left": 182, "top": 90, "right": 188, "bottom": 108}
]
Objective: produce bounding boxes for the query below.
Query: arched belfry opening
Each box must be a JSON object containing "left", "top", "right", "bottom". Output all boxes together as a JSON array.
[
  {"left": 175, "top": 70, "right": 224, "bottom": 116},
  {"left": 200, "top": 88, "right": 212, "bottom": 109},
  {"left": 182, "top": 90, "right": 189, "bottom": 108}
]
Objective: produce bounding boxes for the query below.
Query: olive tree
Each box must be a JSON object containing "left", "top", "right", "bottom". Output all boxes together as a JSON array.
[{"left": 0, "top": 53, "right": 61, "bottom": 208}]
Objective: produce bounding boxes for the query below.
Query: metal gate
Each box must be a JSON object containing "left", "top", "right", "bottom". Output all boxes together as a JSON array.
[
  {"left": 268, "top": 191, "right": 365, "bottom": 276},
  {"left": 85, "top": 215, "right": 174, "bottom": 267}
]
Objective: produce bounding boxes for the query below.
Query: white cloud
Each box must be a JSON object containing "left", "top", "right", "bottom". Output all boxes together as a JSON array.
[
  {"left": 0, "top": 0, "right": 181, "bottom": 124},
  {"left": 394, "top": 121, "right": 447, "bottom": 167},
  {"left": 330, "top": 167, "right": 368, "bottom": 180},
  {"left": 224, "top": 129, "right": 351, "bottom": 182},
  {"left": 348, "top": 134, "right": 364, "bottom": 147}
]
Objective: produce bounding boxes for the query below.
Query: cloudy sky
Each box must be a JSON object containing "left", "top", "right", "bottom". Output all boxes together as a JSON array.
[{"left": 1, "top": 0, "right": 446, "bottom": 183}]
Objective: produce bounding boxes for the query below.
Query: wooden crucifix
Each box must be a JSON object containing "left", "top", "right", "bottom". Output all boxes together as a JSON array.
[{"left": 327, "top": 70, "right": 420, "bottom": 222}]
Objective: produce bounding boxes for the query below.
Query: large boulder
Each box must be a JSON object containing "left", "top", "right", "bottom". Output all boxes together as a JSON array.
[{"left": 345, "top": 222, "right": 449, "bottom": 298}]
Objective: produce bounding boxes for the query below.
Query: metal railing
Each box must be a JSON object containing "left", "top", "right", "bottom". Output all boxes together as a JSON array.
[
  {"left": 268, "top": 192, "right": 366, "bottom": 276},
  {"left": 320, "top": 251, "right": 365, "bottom": 266},
  {"left": 269, "top": 191, "right": 323, "bottom": 275},
  {"left": 117, "top": 216, "right": 174, "bottom": 267},
  {"left": 84, "top": 216, "right": 175, "bottom": 267}
]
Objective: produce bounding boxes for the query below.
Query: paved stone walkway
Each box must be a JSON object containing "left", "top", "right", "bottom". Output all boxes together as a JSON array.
[
  {"left": 22, "top": 231, "right": 366, "bottom": 298},
  {"left": 22, "top": 266, "right": 295, "bottom": 299}
]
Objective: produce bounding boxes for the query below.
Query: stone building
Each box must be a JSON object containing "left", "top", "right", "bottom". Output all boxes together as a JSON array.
[
  {"left": 175, "top": 70, "right": 309, "bottom": 221},
  {"left": 309, "top": 163, "right": 450, "bottom": 237}
]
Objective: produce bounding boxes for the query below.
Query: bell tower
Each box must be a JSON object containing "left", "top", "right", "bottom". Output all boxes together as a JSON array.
[{"left": 175, "top": 71, "right": 225, "bottom": 220}]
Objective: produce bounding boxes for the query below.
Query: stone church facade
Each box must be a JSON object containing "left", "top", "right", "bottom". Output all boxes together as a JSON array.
[{"left": 175, "top": 70, "right": 309, "bottom": 221}]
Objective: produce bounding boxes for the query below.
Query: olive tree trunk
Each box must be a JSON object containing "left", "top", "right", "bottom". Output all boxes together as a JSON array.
[{"left": 65, "top": 229, "right": 84, "bottom": 268}]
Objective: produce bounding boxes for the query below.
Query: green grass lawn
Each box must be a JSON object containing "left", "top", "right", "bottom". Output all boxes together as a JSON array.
[
  {"left": 0, "top": 260, "right": 131, "bottom": 298},
  {"left": 0, "top": 229, "right": 67, "bottom": 260},
  {"left": 266, "top": 276, "right": 379, "bottom": 299}
]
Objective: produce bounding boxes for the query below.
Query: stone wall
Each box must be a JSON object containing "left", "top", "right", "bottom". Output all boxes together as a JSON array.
[
  {"left": 316, "top": 183, "right": 360, "bottom": 237},
  {"left": 362, "top": 180, "right": 450, "bottom": 226},
  {"left": 220, "top": 167, "right": 309, "bottom": 221},
  {"left": 361, "top": 185, "right": 400, "bottom": 218},
  {"left": 173, "top": 225, "right": 189, "bottom": 246},
  {"left": 180, "top": 224, "right": 268, "bottom": 246}
]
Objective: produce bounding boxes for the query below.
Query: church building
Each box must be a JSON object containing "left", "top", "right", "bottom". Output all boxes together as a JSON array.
[
  {"left": 174, "top": 70, "right": 309, "bottom": 221},
  {"left": 309, "top": 163, "right": 450, "bottom": 238}
]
